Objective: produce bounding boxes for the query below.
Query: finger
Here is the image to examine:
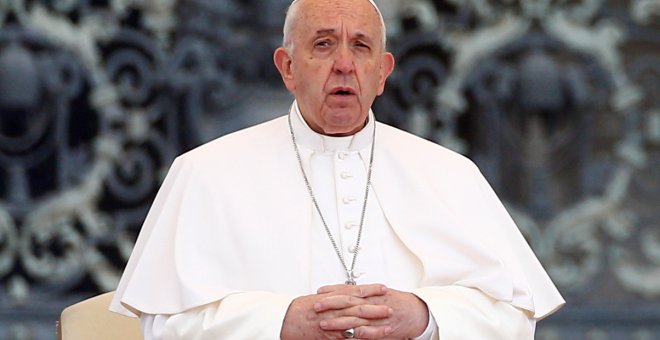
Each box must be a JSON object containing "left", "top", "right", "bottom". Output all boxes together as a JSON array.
[
  {"left": 349, "top": 305, "right": 392, "bottom": 319},
  {"left": 350, "top": 325, "right": 394, "bottom": 339},
  {"left": 349, "top": 284, "right": 388, "bottom": 298},
  {"left": 314, "top": 295, "right": 366, "bottom": 312},
  {"left": 316, "top": 299, "right": 392, "bottom": 318},
  {"left": 318, "top": 284, "right": 388, "bottom": 297},
  {"left": 315, "top": 301, "right": 394, "bottom": 319},
  {"left": 316, "top": 284, "right": 346, "bottom": 294},
  {"left": 320, "top": 316, "right": 367, "bottom": 331},
  {"left": 319, "top": 305, "right": 392, "bottom": 329}
]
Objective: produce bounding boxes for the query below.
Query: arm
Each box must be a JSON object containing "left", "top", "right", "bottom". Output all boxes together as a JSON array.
[
  {"left": 140, "top": 285, "right": 393, "bottom": 340},
  {"left": 316, "top": 285, "right": 534, "bottom": 340},
  {"left": 413, "top": 285, "right": 535, "bottom": 340},
  {"left": 141, "top": 285, "right": 532, "bottom": 340},
  {"left": 140, "top": 291, "right": 293, "bottom": 340}
]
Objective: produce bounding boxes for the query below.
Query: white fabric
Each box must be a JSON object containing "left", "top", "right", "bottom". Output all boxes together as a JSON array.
[
  {"left": 140, "top": 295, "right": 442, "bottom": 340},
  {"left": 414, "top": 286, "right": 535, "bottom": 339},
  {"left": 111, "top": 100, "right": 564, "bottom": 337},
  {"left": 291, "top": 105, "right": 425, "bottom": 291},
  {"left": 141, "top": 292, "right": 293, "bottom": 340},
  {"left": 139, "top": 288, "right": 533, "bottom": 340},
  {"left": 137, "top": 103, "right": 440, "bottom": 339}
]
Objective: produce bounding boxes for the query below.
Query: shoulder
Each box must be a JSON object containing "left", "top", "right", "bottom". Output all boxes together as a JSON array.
[
  {"left": 177, "top": 116, "right": 289, "bottom": 167},
  {"left": 376, "top": 122, "right": 479, "bottom": 174}
]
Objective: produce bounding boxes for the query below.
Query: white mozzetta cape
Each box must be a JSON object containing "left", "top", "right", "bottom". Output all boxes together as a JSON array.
[{"left": 110, "top": 104, "right": 564, "bottom": 323}]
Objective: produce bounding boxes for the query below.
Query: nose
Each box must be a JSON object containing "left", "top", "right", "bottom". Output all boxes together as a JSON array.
[{"left": 333, "top": 45, "right": 355, "bottom": 74}]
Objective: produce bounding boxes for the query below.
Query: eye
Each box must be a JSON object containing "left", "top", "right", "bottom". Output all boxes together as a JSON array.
[
  {"left": 355, "top": 41, "right": 371, "bottom": 50},
  {"left": 315, "top": 40, "right": 332, "bottom": 48}
]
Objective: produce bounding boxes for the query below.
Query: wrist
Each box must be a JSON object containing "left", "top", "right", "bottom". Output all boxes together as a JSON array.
[
  {"left": 280, "top": 297, "right": 302, "bottom": 340},
  {"left": 409, "top": 293, "right": 430, "bottom": 337}
]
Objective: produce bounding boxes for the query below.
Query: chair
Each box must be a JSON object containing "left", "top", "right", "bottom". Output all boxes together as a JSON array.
[{"left": 58, "top": 291, "right": 143, "bottom": 340}]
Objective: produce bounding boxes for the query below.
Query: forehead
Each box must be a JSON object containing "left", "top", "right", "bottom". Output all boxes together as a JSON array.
[{"left": 295, "top": 0, "right": 382, "bottom": 39}]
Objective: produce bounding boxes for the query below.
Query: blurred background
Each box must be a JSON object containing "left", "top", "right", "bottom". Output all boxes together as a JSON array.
[{"left": 0, "top": 0, "right": 658, "bottom": 339}]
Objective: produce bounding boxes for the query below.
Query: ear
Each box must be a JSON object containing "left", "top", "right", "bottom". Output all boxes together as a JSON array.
[
  {"left": 274, "top": 47, "right": 296, "bottom": 92},
  {"left": 377, "top": 52, "right": 395, "bottom": 96}
]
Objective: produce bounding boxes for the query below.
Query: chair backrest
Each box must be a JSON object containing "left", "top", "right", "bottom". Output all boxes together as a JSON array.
[{"left": 58, "top": 291, "right": 143, "bottom": 340}]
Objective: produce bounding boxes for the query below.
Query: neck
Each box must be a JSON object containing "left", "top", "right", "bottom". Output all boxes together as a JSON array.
[
  {"left": 315, "top": 120, "right": 368, "bottom": 137},
  {"left": 290, "top": 101, "right": 374, "bottom": 152}
]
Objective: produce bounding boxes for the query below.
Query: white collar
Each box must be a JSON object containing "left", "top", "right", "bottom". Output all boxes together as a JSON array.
[{"left": 289, "top": 100, "right": 375, "bottom": 152}]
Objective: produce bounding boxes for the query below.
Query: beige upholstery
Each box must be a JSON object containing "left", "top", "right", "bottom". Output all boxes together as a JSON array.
[{"left": 58, "top": 291, "right": 142, "bottom": 340}]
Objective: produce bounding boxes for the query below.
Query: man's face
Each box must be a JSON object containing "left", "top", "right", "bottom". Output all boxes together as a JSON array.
[{"left": 274, "top": 0, "right": 395, "bottom": 136}]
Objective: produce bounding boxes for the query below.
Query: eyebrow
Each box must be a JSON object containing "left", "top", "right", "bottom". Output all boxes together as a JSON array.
[
  {"left": 313, "top": 29, "right": 374, "bottom": 43},
  {"left": 314, "top": 29, "right": 336, "bottom": 38}
]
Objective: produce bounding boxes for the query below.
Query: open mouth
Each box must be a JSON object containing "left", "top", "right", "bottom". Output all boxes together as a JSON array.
[{"left": 331, "top": 87, "right": 356, "bottom": 96}]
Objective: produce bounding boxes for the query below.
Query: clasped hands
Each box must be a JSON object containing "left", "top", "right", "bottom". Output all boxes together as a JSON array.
[{"left": 280, "top": 283, "right": 429, "bottom": 339}]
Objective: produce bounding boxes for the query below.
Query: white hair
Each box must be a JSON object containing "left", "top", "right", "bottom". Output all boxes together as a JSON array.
[{"left": 282, "top": 0, "right": 387, "bottom": 52}]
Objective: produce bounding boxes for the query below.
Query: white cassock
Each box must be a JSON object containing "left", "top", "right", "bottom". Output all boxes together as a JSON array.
[{"left": 110, "top": 101, "right": 565, "bottom": 339}]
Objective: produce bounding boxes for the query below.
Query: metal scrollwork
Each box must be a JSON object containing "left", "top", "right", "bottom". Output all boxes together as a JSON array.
[
  {"left": 379, "top": 0, "right": 659, "bottom": 336},
  {"left": 0, "top": 208, "right": 17, "bottom": 279},
  {"left": 0, "top": 0, "right": 293, "bottom": 337},
  {"left": 20, "top": 209, "right": 86, "bottom": 286},
  {"left": 0, "top": 0, "right": 657, "bottom": 339}
]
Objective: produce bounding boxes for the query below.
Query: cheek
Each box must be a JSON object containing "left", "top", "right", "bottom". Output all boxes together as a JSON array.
[
  {"left": 295, "top": 63, "right": 327, "bottom": 87},
  {"left": 358, "top": 61, "right": 379, "bottom": 80},
  {"left": 359, "top": 70, "right": 381, "bottom": 92}
]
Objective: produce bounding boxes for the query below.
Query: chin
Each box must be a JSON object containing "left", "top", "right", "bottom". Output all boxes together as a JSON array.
[
  {"left": 322, "top": 119, "right": 364, "bottom": 136},
  {"left": 319, "top": 106, "right": 366, "bottom": 133}
]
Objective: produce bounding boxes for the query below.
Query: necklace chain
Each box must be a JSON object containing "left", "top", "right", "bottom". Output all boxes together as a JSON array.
[{"left": 288, "top": 114, "right": 375, "bottom": 285}]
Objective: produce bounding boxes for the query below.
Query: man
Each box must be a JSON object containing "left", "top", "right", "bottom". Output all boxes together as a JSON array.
[{"left": 110, "top": 0, "right": 565, "bottom": 339}]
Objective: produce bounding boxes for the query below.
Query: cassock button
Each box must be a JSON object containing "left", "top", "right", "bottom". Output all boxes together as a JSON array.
[
  {"left": 342, "top": 196, "right": 356, "bottom": 204},
  {"left": 348, "top": 245, "right": 362, "bottom": 253},
  {"left": 340, "top": 172, "right": 353, "bottom": 179},
  {"left": 353, "top": 271, "right": 365, "bottom": 278},
  {"left": 344, "top": 222, "right": 358, "bottom": 230},
  {"left": 338, "top": 152, "right": 349, "bottom": 160}
]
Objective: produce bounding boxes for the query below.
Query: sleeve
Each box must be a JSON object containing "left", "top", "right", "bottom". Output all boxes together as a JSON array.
[
  {"left": 411, "top": 308, "right": 438, "bottom": 340},
  {"left": 140, "top": 291, "right": 294, "bottom": 340},
  {"left": 413, "top": 285, "right": 535, "bottom": 340}
]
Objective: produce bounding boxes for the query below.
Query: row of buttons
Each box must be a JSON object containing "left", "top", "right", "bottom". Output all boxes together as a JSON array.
[{"left": 336, "top": 151, "right": 365, "bottom": 279}]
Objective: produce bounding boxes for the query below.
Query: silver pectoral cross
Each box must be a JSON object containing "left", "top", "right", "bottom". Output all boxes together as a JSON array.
[{"left": 345, "top": 271, "right": 356, "bottom": 285}]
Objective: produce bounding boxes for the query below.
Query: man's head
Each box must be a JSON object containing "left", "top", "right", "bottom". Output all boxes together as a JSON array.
[
  {"left": 274, "top": 0, "right": 395, "bottom": 136},
  {"left": 282, "top": 0, "right": 387, "bottom": 52}
]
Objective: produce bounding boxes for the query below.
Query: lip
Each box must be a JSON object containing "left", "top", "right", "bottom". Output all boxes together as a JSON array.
[{"left": 329, "top": 86, "right": 357, "bottom": 96}]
